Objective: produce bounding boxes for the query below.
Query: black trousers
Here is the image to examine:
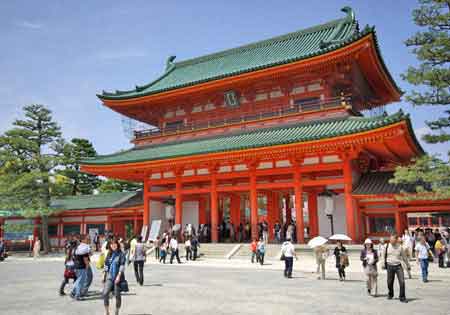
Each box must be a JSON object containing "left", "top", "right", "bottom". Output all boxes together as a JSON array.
[
  {"left": 337, "top": 266, "right": 346, "bottom": 279},
  {"left": 59, "top": 276, "right": 76, "bottom": 294},
  {"left": 155, "top": 247, "right": 160, "bottom": 260},
  {"left": 133, "top": 260, "right": 144, "bottom": 285},
  {"left": 170, "top": 249, "right": 181, "bottom": 264},
  {"left": 284, "top": 257, "right": 293, "bottom": 277},
  {"left": 192, "top": 248, "right": 198, "bottom": 260},
  {"left": 438, "top": 253, "right": 445, "bottom": 268},
  {"left": 387, "top": 264, "right": 406, "bottom": 300},
  {"left": 185, "top": 247, "right": 192, "bottom": 260}
]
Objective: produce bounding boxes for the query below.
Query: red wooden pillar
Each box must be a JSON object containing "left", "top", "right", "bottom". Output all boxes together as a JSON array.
[
  {"left": 58, "top": 217, "right": 63, "bottom": 248},
  {"left": 285, "top": 194, "right": 291, "bottom": 224},
  {"left": 198, "top": 197, "right": 207, "bottom": 225},
  {"left": 230, "top": 194, "right": 240, "bottom": 227},
  {"left": 308, "top": 191, "right": 319, "bottom": 238},
  {"left": 143, "top": 179, "right": 150, "bottom": 227},
  {"left": 294, "top": 165, "right": 304, "bottom": 244},
  {"left": 268, "top": 192, "right": 279, "bottom": 241},
  {"left": 210, "top": 168, "right": 219, "bottom": 242},
  {"left": 395, "top": 211, "right": 402, "bottom": 236},
  {"left": 250, "top": 168, "right": 258, "bottom": 240},
  {"left": 133, "top": 211, "right": 138, "bottom": 235},
  {"left": 343, "top": 157, "right": 357, "bottom": 242},
  {"left": 175, "top": 174, "right": 182, "bottom": 225}
]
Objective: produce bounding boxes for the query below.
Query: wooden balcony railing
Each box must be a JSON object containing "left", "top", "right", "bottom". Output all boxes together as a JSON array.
[{"left": 134, "top": 95, "right": 351, "bottom": 140}]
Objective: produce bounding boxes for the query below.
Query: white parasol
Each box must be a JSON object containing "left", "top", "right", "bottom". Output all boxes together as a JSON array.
[
  {"left": 329, "top": 234, "right": 352, "bottom": 241},
  {"left": 307, "top": 236, "right": 328, "bottom": 248}
]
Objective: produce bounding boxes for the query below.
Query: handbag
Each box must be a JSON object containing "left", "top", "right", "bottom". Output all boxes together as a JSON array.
[
  {"left": 119, "top": 279, "right": 129, "bottom": 292},
  {"left": 280, "top": 253, "right": 286, "bottom": 261},
  {"left": 64, "top": 269, "right": 76, "bottom": 279}
]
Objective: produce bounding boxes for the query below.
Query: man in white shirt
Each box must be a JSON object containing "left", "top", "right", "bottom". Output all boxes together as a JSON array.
[
  {"left": 415, "top": 236, "right": 431, "bottom": 283},
  {"left": 281, "top": 238, "right": 297, "bottom": 278},
  {"left": 170, "top": 237, "right": 181, "bottom": 264}
]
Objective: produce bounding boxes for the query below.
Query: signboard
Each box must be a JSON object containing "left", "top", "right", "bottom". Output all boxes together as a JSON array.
[
  {"left": 141, "top": 225, "right": 148, "bottom": 241},
  {"left": 147, "top": 220, "right": 161, "bottom": 241}
]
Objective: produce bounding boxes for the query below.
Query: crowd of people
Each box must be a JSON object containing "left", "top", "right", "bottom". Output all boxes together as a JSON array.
[
  {"left": 6, "top": 223, "right": 447, "bottom": 314},
  {"left": 307, "top": 228, "right": 450, "bottom": 303}
]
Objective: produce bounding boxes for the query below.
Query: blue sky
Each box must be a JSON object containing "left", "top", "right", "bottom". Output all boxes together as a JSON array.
[{"left": 0, "top": 1, "right": 446, "bottom": 156}]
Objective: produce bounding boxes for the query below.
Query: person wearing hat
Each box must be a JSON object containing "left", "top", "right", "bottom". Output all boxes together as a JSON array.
[{"left": 360, "top": 238, "right": 378, "bottom": 296}]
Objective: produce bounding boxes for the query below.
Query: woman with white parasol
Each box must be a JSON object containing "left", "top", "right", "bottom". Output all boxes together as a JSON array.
[
  {"left": 308, "top": 236, "right": 328, "bottom": 280},
  {"left": 330, "top": 234, "right": 351, "bottom": 281}
]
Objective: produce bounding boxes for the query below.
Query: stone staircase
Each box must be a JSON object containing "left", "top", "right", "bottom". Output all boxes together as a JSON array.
[
  {"left": 232, "top": 243, "right": 282, "bottom": 260},
  {"left": 197, "top": 243, "right": 239, "bottom": 258}
]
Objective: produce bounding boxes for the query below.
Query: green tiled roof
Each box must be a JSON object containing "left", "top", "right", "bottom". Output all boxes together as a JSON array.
[
  {"left": 99, "top": 7, "right": 379, "bottom": 100},
  {"left": 82, "top": 111, "right": 416, "bottom": 166},
  {"left": 353, "top": 171, "right": 418, "bottom": 195},
  {"left": 50, "top": 191, "right": 139, "bottom": 211}
]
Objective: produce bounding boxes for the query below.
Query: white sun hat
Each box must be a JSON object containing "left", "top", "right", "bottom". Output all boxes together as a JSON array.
[{"left": 364, "top": 238, "right": 372, "bottom": 244}]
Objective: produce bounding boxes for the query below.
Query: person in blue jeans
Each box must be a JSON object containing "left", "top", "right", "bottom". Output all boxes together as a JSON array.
[
  {"left": 415, "top": 236, "right": 432, "bottom": 282},
  {"left": 71, "top": 236, "right": 90, "bottom": 300}
]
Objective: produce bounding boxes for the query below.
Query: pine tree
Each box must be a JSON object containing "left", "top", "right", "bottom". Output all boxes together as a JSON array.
[
  {"left": 59, "top": 138, "right": 100, "bottom": 195},
  {"left": 98, "top": 178, "right": 142, "bottom": 193},
  {"left": 391, "top": 0, "right": 450, "bottom": 199},
  {"left": 0, "top": 104, "right": 63, "bottom": 253}
]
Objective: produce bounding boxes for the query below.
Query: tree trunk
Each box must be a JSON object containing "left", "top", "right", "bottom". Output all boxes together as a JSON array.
[{"left": 41, "top": 215, "right": 50, "bottom": 254}]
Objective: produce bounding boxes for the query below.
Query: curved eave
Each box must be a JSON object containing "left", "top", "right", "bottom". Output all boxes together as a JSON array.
[
  {"left": 99, "top": 32, "right": 402, "bottom": 119},
  {"left": 81, "top": 118, "right": 419, "bottom": 180}
]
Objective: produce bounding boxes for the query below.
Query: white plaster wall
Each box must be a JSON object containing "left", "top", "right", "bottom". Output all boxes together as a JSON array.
[
  {"left": 182, "top": 201, "right": 199, "bottom": 228},
  {"left": 317, "top": 194, "right": 347, "bottom": 237}
]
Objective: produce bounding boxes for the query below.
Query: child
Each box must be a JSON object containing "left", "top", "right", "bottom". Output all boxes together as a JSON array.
[{"left": 59, "top": 245, "right": 77, "bottom": 296}]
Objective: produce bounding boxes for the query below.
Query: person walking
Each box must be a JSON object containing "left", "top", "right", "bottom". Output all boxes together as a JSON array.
[
  {"left": 281, "top": 238, "right": 297, "bottom": 278},
  {"left": 71, "top": 235, "right": 90, "bottom": 301},
  {"left": 170, "top": 237, "right": 181, "bottom": 264},
  {"left": 397, "top": 237, "right": 412, "bottom": 279},
  {"left": 191, "top": 236, "right": 200, "bottom": 260},
  {"left": 257, "top": 238, "right": 266, "bottom": 265},
  {"left": 159, "top": 242, "right": 167, "bottom": 264},
  {"left": 384, "top": 233, "right": 408, "bottom": 303},
  {"left": 0, "top": 237, "right": 6, "bottom": 261},
  {"left": 377, "top": 238, "right": 386, "bottom": 270},
  {"left": 274, "top": 221, "right": 282, "bottom": 244},
  {"left": 133, "top": 236, "right": 146, "bottom": 286},
  {"left": 435, "top": 235, "right": 446, "bottom": 268},
  {"left": 185, "top": 237, "right": 192, "bottom": 261},
  {"left": 361, "top": 239, "right": 378, "bottom": 297},
  {"left": 333, "top": 241, "right": 348, "bottom": 281},
  {"left": 33, "top": 237, "right": 41, "bottom": 259},
  {"left": 103, "top": 238, "right": 126, "bottom": 315},
  {"left": 153, "top": 236, "right": 161, "bottom": 260},
  {"left": 250, "top": 238, "right": 258, "bottom": 263},
  {"left": 415, "top": 236, "right": 433, "bottom": 282},
  {"left": 59, "top": 243, "right": 77, "bottom": 296},
  {"left": 402, "top": 229, "right": 414, "bottom": 259},
  {"left": 314, "top": 245, "right": 327, "bottom": 280}
]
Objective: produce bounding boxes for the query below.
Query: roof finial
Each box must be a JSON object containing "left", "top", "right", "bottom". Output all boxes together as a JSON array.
[
  {"left": 165, "top": 55, "right": 176, "bottom": 71},
  {"left": 341, "top": 6, "right": 355, "bottom": 22}
]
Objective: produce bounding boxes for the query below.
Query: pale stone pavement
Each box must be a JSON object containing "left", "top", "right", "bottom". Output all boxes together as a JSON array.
[{"left": 0, "top": 253, "right": 449, "bottom": 315}]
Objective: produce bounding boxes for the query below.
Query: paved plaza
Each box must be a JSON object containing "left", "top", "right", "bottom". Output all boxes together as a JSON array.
[{"left": 0, "top": 255, "right": 449, "bottom": 315}]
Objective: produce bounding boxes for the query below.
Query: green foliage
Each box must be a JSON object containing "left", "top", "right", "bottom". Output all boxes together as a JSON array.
[
  {"left": 393, "top": 0, "right": 450, "bottom": 200},
  {"left": 3, "top": 222, "right": 34, "bottom": 233},
  {"left": 401, "top": 0, "right": 450, "bottom": 144},
  {"left": 98, "top": 178, "right": 142, "bottom": 193},
  {"left": 58, "top": 138, "right": 100, "bottom": 195},
  {"left": 0, "top": 104, "right": 63, "bottom": 252},
  {"left": 391, "top": 155, "right": 450, "bottom": 200}
]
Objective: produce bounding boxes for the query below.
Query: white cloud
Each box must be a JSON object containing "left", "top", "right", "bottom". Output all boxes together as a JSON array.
[{"left": 15, "top": 20, "right": 43, "bottom": 30}]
